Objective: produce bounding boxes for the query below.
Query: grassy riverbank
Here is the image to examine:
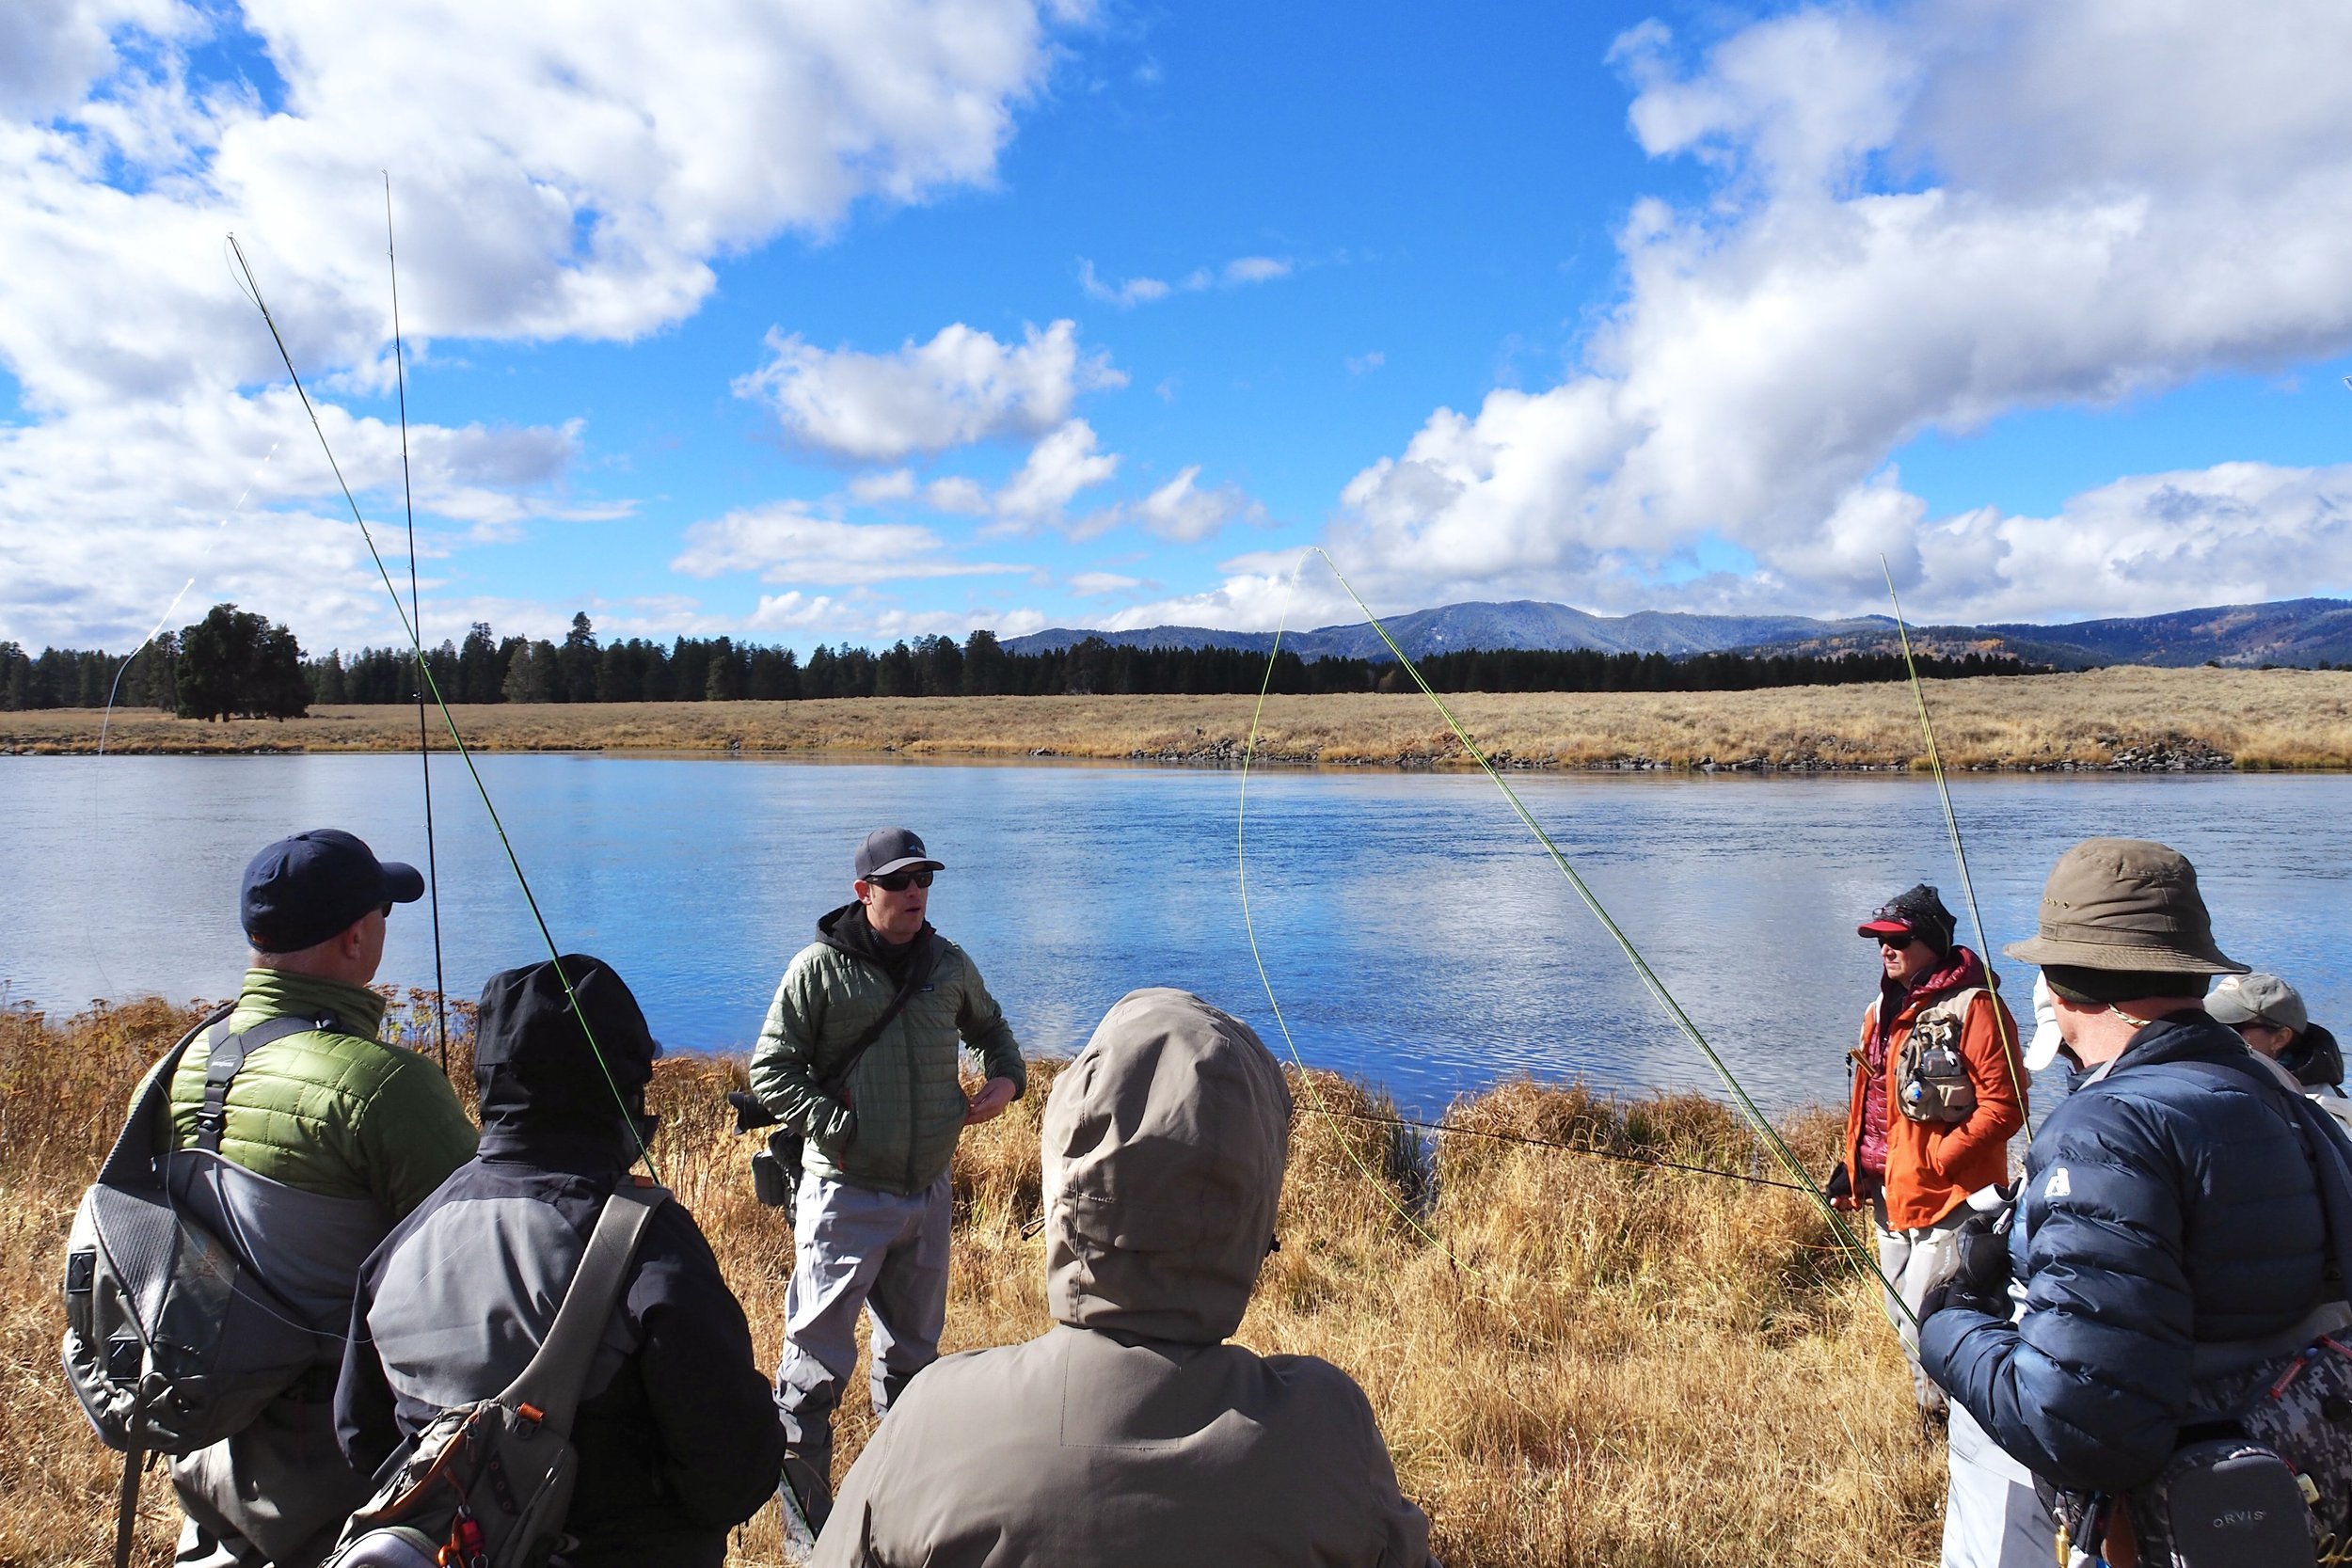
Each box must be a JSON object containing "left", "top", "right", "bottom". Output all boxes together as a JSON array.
[
  {"left": 7, "top": 665, "right": 2352, "bottom": 768},
  {"left": 1, "top": 994, "right": 1940, "bottom": 1568}
]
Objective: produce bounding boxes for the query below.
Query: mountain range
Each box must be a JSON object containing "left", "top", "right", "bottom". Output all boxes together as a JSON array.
[{"left": 1003, "top": 597, "right": 2352, "bottom": 669}]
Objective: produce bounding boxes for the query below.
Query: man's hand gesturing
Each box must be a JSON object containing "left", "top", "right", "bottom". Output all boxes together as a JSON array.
[{"left": 964, "top": 1076, "right": 1018, "bottom": 1125}]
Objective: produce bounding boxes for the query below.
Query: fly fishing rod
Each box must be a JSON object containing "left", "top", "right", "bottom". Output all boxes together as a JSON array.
[
  {"left": 1879, "top": 557, "right": 2031, "bottom": 1117},
  {"left": 227, "top": 232, "right": 659, "bottom": 1180},
  {"left": 383, "top": 175, "right": 452, "bottom": 1081},
  {"left": 1240, "top": 547, "right": 1915, "bottom": 1315},
  {"left": 384, "top": 175, "right": 451, "bottom": 1074}
]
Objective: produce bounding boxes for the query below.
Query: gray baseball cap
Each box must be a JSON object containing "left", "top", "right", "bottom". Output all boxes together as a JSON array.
[
  {"left": 2002, "top": 838, "right": 2246, "bottom": 974},
  {"left": 2205, "top": 973, "right": 2307, "bottom": 1033},
  {"left": 855, "top": 827, "right": 944, "bottom": 880}
]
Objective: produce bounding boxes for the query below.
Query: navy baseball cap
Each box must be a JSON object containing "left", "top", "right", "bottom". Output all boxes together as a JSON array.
[
  {"left": 240, "top": 829, "right": 424, "bottom": 954},
  {"left": 854, "top": 827, "right": 944, "bottom": 880}
]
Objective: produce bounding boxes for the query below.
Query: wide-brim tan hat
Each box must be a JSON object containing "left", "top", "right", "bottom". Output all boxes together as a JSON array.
[{"left": 2003, "top": 836, "right": 2247, "bottom": 974}]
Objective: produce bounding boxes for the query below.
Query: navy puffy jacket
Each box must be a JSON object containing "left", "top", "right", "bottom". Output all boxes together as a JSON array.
[{"left": 1920, "top": 1012, "right": 2335, "bottom": 1494}]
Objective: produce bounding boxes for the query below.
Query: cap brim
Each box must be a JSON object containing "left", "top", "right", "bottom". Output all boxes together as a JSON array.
[
  {"left": 2003, "top": 935, "right": 2247, "bottom": 974},
  {"left": 2024, "top": 1022, "right": 2065, "bottom": 1072},
  {"left": 2201, "top": 994, "right": 2261, "bottom": 1026},
  {"left": 866, "top": 856, "right": 945, "bottom": 879},
  {"left": 1857, "top": 919, "right": 1913, "bottom": 939},
  {"left": 380, "top": 863, "right": 426, "bottom": 904}
]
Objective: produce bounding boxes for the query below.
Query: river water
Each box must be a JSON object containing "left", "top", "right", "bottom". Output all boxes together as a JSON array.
[{"left": 3, "top": 754, "right": 2344, "bottom": 1114}]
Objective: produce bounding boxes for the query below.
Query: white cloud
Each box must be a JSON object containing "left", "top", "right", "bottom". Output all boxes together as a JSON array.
[
  {"left": 670, "top": 502, "right": 1021, "bottom": 586},
  {"left": 923, "top": 476, "right": 992, "bottom": 515},
  {"left": 1077, "top": 251, "right": 1295, "bottom": 308},
  {"left": 1076, "top": 260, "right": 1170, "bottom": 307},
  {"left": 734, "top": 320, "right": 1123, "bottom": 461},
  {"left": 1100, "top": 548, "right": 1348, "bottom": 634},
  {"left": 1273, "top": 0, "right": 2352, "bottom": 622},
  {"left": 749, "top": 591, "right": 841, "bottom": 629},
  {"left": 1129, "top": 465, "right": 1256, "bottom": 543},
  {"left": 1222, "top": 256, "right": 1290, "bottom": 285},
  {"left": 2, "top": 0, "right": 1080, "bottom": 645},
  {"left": 1345, "top": 351, "right": 1384, "bottom": 376},
  {"left": 848, "top": 468, "right": 918, "bottom": 503},
  {"left": 1068, "top": 570, "right": 1144, "bottom": 596},
  {"left": 992, "top": 418, "right": 1119, "bottom": 521},
  {"left": 1917, "top": 462, "right": 2352, "bottom": 623},
  {"left": 0, "top": 387, "right": 616, "bottom": 649}
]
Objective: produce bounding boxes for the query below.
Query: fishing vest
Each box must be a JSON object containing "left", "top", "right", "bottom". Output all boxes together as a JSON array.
[{"left": 1896, "top": 987, "right": 1983, "bottom": 1126}]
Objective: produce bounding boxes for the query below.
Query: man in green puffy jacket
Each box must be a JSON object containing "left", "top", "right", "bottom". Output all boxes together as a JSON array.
[
  {"left": 162, "top": 828, "right": 478, "bottom": 1568},
  {"left": 750, "top": 827, "right": 1025, "bottom": 1542}
]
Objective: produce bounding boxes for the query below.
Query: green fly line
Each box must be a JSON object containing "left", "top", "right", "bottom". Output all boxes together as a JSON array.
[
  {"left": 1879, "top": 558, "right": 2032, "bottom": 1120},
  {"left": 1240, "top": 547, "right": 1910, "bottom": 1317},
  {"left": 227, "top": 233, "right": 660, "bottom": 1183}
]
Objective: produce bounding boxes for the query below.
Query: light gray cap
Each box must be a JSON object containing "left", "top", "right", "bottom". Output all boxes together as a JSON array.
[{"left": 2205, "top": 972, "right": 2307, "bottom": 1033}]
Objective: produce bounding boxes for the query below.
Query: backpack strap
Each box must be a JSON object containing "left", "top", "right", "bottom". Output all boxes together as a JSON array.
[
  {"left": 500, "top": 1181, "right": 666, "bottom": 1437},
  {"left": 98, "top": 1004, "right": 236, "bottom": 1186},
  {"left": 194, "top": 1013, "right": 339, "bottom": 1153}
]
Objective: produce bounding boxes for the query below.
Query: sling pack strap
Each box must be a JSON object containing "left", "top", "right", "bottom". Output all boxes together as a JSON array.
[
  {"left": 95, "top": 1004, "right": 236, "bottom": 1187},
  {"left": 818, "top": 934, "right": 942, "bottom": 1100},
  {"left": 196, "top": 1012, "right": 342, "bottom": 1153},
  {"left": 499, "top": 1181, "right": 665, "bottom": 1438}
]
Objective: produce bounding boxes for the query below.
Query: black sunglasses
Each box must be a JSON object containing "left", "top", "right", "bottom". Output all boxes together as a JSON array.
[
  {"left": 866, "top": 868, "right": 934, "bottom": 893},
  {"left": 1876, "top": 933, "right": 1918, "bottom": 951}
]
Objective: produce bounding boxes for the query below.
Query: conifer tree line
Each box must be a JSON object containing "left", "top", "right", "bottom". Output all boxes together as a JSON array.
[
  {"left": 2, "top": 604, "right": 308, "bottom": 718},
  {"left": 6, "top": 604, "right": 2044, "bottom": 712}
]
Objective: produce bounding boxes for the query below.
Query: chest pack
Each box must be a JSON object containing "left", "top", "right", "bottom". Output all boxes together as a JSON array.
[
  {"left": 1896, "top": 988, "right": 1982, "bottom": 1125},
  {"left": 323, "top": 1180, "right": 664, "bottom": 1568},
  {"left": 62, "top": 1005, "right": 345, "bottom": 1458}
]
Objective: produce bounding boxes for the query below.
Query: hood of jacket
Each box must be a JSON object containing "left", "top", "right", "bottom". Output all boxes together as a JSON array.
[
  {"left": 1042, "top": 988, "right": 1292, "bottom": 1344},
  {"left": 473, "top": 954, "right": 660, "bottom": 1148},
  {"left": 815, "top": 901, "right": 933, "bottom": 977},
  {"left": 2284, "top": 1022, "right": 2344, "bottom": 1089}
]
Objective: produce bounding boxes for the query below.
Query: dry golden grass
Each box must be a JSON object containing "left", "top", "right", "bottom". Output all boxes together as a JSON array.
[
  {"left": 8, "top": 664, "right": 2352, "bottom": 768},
  {"left": 4, "top": 1000, "right": 1942, "bottom": 1568}
]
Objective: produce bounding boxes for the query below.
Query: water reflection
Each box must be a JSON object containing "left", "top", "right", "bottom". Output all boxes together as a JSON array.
[{"left": 3, "top": 755, "right": 2344, "bottom": 1116}]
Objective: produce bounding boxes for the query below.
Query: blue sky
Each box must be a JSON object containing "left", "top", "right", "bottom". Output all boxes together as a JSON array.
[{"left": 5, "top": 0, "right": 2352, "bottom": 656}]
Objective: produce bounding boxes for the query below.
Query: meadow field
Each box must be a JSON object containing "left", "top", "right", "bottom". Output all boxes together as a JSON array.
[
  {"left": 8, "top": 664, "right": 2352, "bottom": 768},
  {"left": 0, "top": 993, "right": 1946, "bottom": 1568}
]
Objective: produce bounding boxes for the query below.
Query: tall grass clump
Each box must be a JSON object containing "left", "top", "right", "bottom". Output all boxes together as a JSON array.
[{"left": 2, "top": 1001, "right": 1942, "bottom": 1567}]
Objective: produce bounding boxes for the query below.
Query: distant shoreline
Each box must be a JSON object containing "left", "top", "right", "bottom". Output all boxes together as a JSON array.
[{"left": 6, "top": 666, "right": 2352, "bottom": 770}]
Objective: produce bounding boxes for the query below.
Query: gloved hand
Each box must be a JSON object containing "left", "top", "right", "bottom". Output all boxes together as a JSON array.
[
  {"left": 726, "top": 1090, "right": 781, "bottom": 1133},
  {"left": 1919, "top": 1204, "right": 2014, "bottom": 1322}
]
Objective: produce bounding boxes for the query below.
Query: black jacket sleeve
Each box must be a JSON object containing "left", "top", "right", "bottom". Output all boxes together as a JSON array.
[{"left": 627, "top": 1201, "right": 788, "bottom": 1528}]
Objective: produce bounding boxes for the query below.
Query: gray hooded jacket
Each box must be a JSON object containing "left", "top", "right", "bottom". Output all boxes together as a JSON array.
[{"left": 811, "top": 987, "right": 1436, "bottom": 1568}]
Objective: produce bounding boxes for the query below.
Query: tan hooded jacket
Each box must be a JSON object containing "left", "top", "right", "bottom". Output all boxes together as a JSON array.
[{"left": 811, "top": 988, "right": 1436, "bottom": 1568}]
